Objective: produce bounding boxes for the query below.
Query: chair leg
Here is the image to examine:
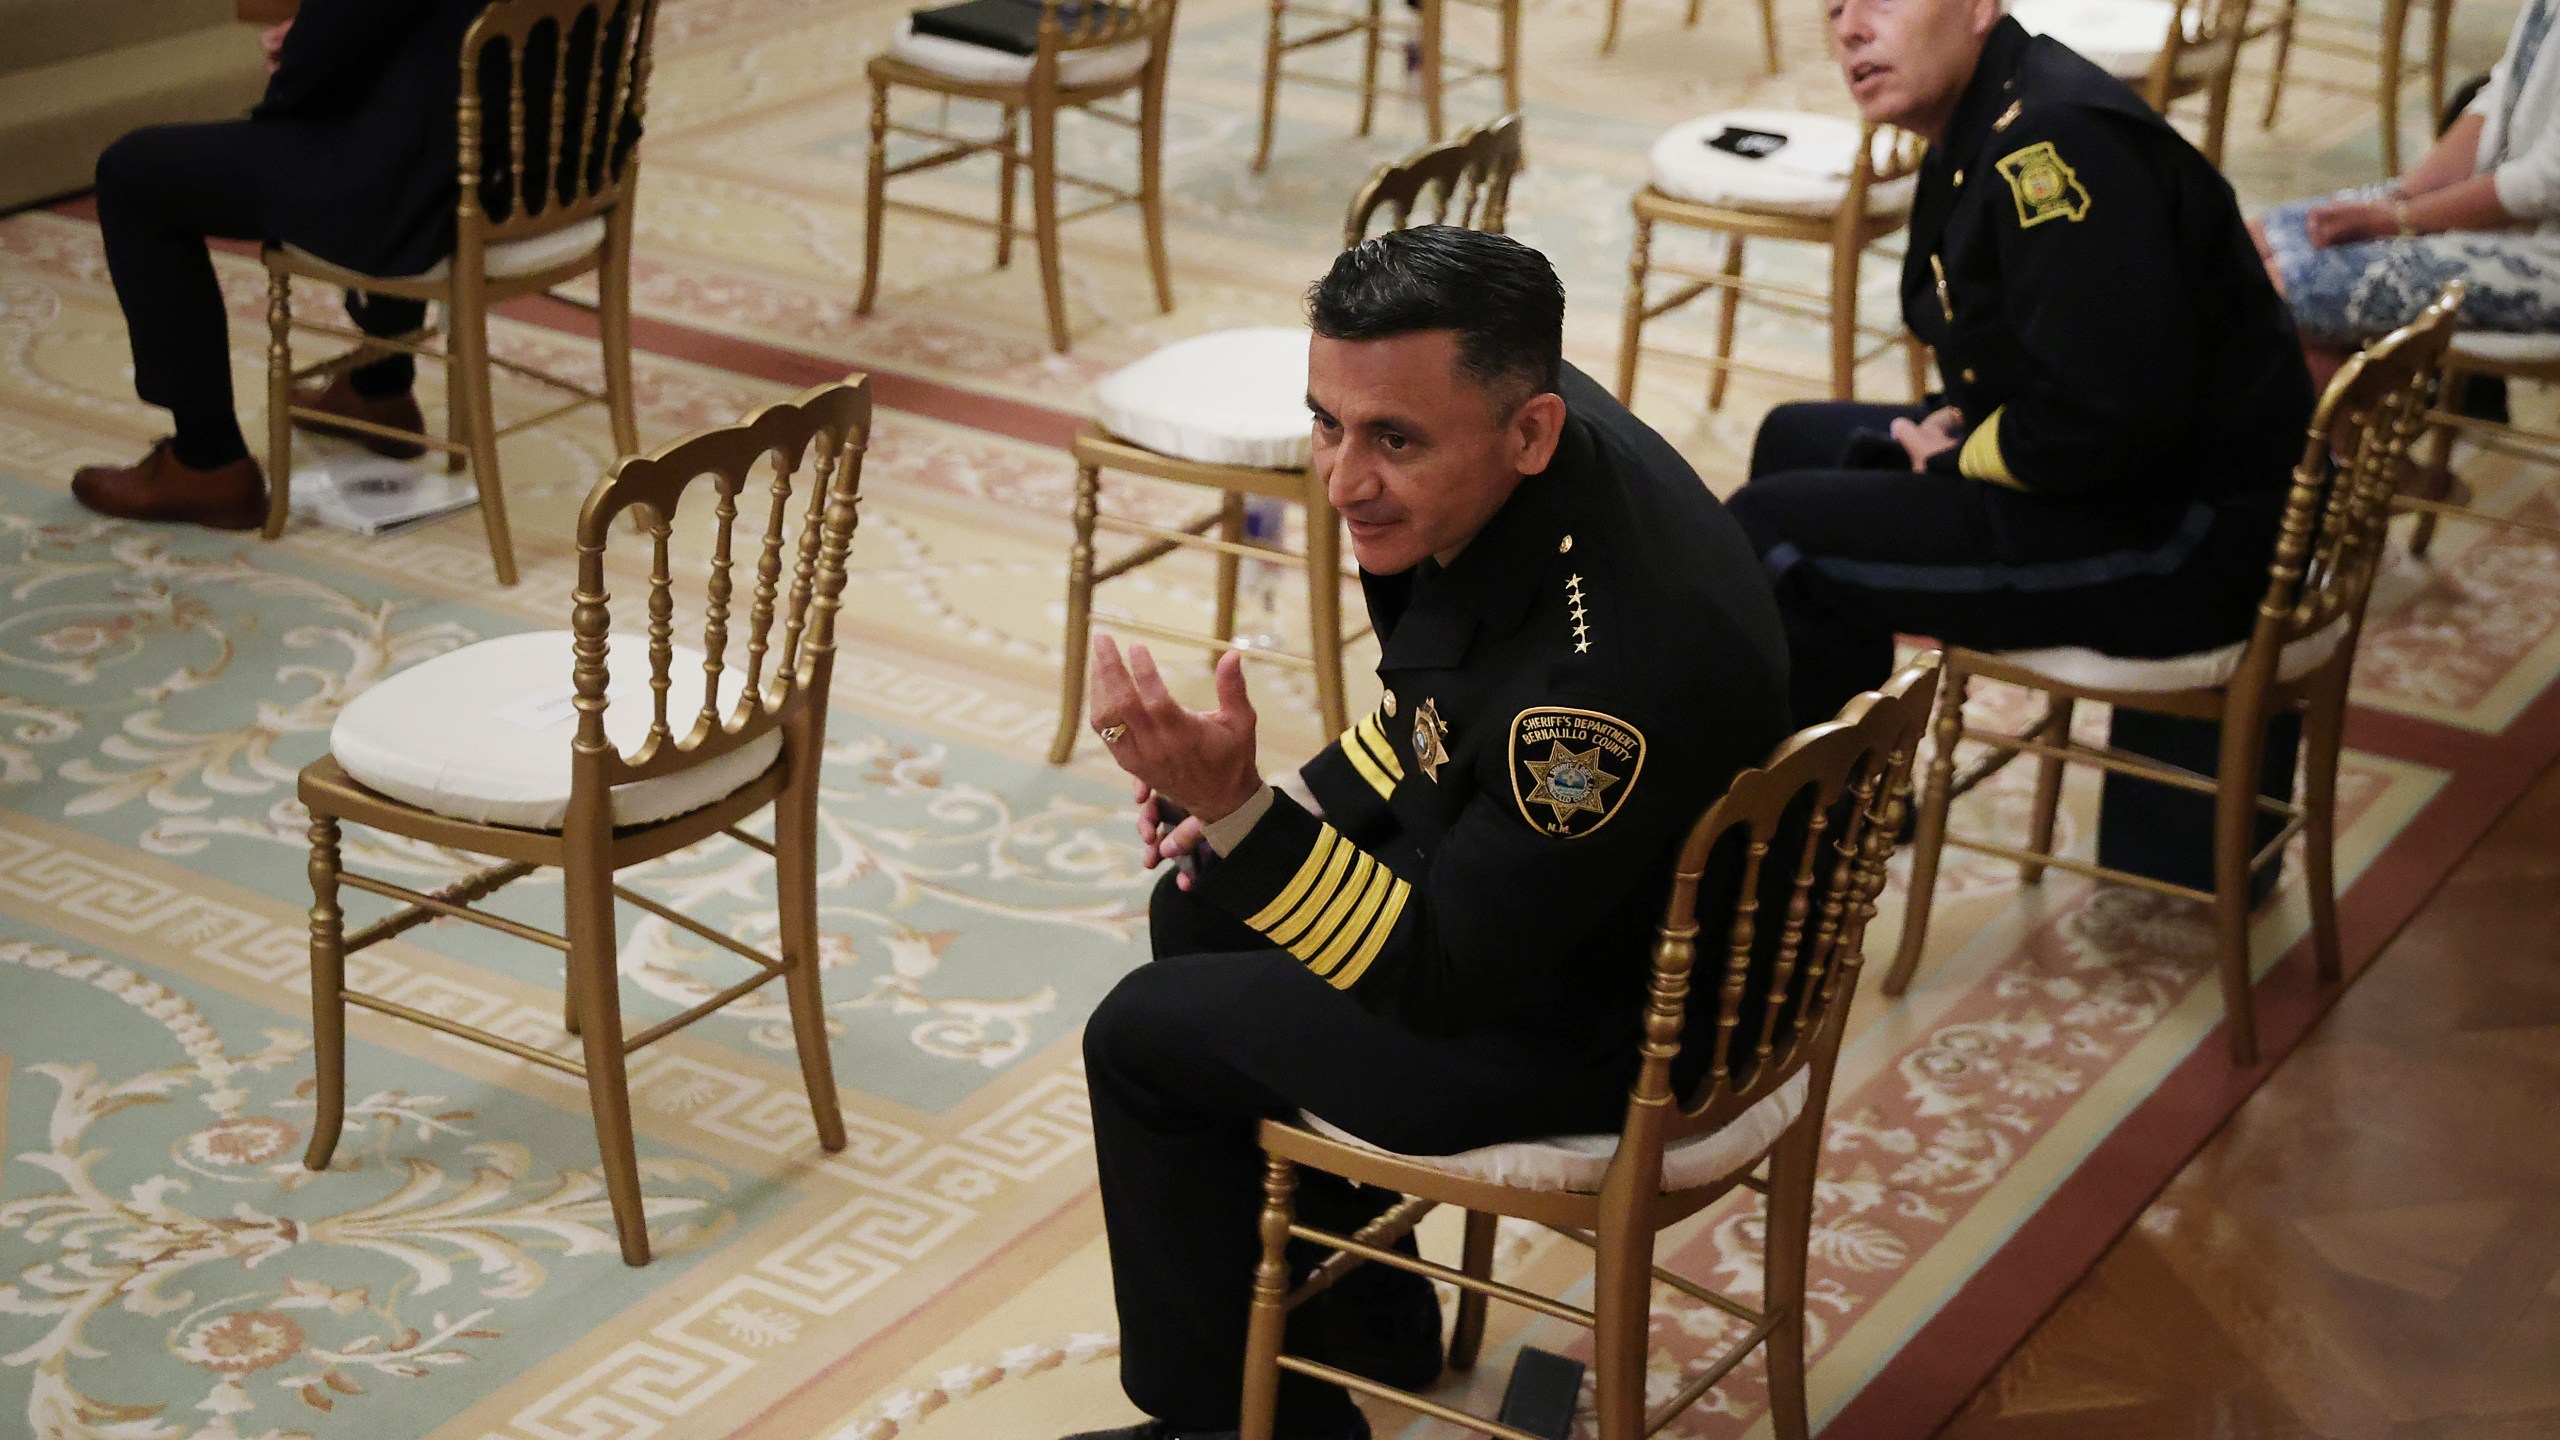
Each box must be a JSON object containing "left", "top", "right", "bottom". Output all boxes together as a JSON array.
[
  {"left": 2211, "top": 709, "right": 2268, "bottom": 1067},
  {"left": 2410, "top": 396, "right": 2459, "bottom": 557},
  {"left": 1214, "top": 490, "right": 1245, "bottom": 650},
  {"left": 1589, "top": 1218, "right": 1651, "bottom": 1440},
  {"left": 2203, "top": 56, "right": 2237, "bottom": 168},
  {"left": 1599, "top": 0, "right": 1622, "bottom": 52},
  {"left": 1256, "top": 0, "right": 1287, "bottom": 172},
  {"left": 1708, "top": 236, "right": 1745, "bottom": 412},
  {"left": 1030, "top": 105, "right": 1072, "bottom": 353},
  {"left": 1446, "top": 1209, "right": 1498, "bottom": 1372},
  {"left": 263, "top": 268, "right": 295, "bottom": 540},
  {"left": 1358, "top": 0, "right": 1383, "bottom": 138},
  {"left": 597, "top": 231, "right": 641, "bottom": 462},
  {"left": 2426, "top": 0, "right": 2451, "bottom": 124},
  {"left": 1499, "top": 0, "right": 1521, "bottom": 114},
  {"left": 1827, "top": 225, "right": 1860, "bottom": 401},
  {"left": 1883, "top": 668, "right": 1966, "bottom": 996},
  {"left": 1237, "top": 1153, "right": 1297, "bottom": 1440},
  {"left": 775, "top": 727, "right": 850, "bottom": 1153},
  {"left": 2302, "top": 677, "right": 2348, "bottom": 986},
  {"left": 1615, "top": 209, "right": 1653, "bottom": 405},
  {"left": 859, "top": 76, "right": 892, "bottom": 315},
  {"left": 1138, "top": 74, "right": 1175, "bottom": 315},
  {"left": 447, "top": 322, "right": 471, "bottom": 475},
  {"left": 1049, "top": 458, "right": 1103, "bottom": 765},
  {"left": 2259, "top": 0, "right": 2297, "bottom": 127},
  {"left": 2378, "top": 0, "right": 2408, "bottom": 176},
  {"left": 997, "top": 105, "right": 1020, "bottom": 270},
  {"left": 1761, "top": 1121, "right": 1821, "bottom": 1440},
  {"left": 564, "top": 856, "right": 652, "bottom": 1265},
  {"left": 1905, "top": 332, "right": 1930, "bottom": 404},
  {"left": 1419, "top": 0, "right": 1445, "bottom": 143},
  {"left": 446, "top": 300, "right": 518, "bottom": 587},
  {"left": 1305, "top": 482, "right": 1348, "bottom": 737},
  {"left": 302, "top": 812, "right": 348, "bottom": 1171},
  {"left": 2020, "top": 698, "right": 2074, "bottom": 884},
  {"left": 1756, "top": 0, "right": 1780, "bottom": 74}
]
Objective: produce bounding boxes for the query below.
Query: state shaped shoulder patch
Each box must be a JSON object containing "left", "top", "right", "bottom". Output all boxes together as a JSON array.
[
  {"left": 1995, "top": 140, "right": 2090, "bottom": 228},
  {"left": 1509, "top": 707, "right": 1646, "bottom": 838}
]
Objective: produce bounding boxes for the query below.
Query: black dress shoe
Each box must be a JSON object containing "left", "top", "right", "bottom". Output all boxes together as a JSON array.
[{"left": 1293, "top": 1247, "right": 1445, "bottom": 1393}]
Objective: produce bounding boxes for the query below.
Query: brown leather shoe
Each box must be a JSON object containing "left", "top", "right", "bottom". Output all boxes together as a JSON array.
[
  {"left": 71, "top": 441, "right": 267, "bottom": 531},
  {"left": 291, "top": 375, "right": 429, "bottom": 460}
]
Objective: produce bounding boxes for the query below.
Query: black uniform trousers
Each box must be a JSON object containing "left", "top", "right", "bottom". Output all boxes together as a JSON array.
[
  {"left": 1086, "top": 872, "right": 1632, "bottom": 1436},
  {"left": 96, "top": 122, "right": 425, "bottom": 427},
  {"left": 1728, "top": 401, "right": 2280, "bottom": 729}
]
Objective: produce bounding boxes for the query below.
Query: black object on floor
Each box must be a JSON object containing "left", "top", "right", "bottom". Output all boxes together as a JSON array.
[
  {"left": 2097, "top": 709, "right": 2301, "bottom": 906},
  {"left": 1496, "top": 1347, "right": 1585, "bottom": 1440}
]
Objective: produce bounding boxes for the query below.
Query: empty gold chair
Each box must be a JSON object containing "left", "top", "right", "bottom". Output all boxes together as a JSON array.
[
  {"left": 1252, "top": 0, "right": 1519, "bottom": 171},
  {"left": 1617, "top": 115, "right": 1925, "bottom": 412},
  {"left": 1050, "top": 116, "right": 1523, "bottom": 764},
  {"left": 1235, "top": 657, "right": 1941, "bottom": 1440},
  {"left": 2010, "top": 0, "right": 2255, "bottom": 164},
  {"left": 2405, "top": 331, "right": 2560, "bottom": 556},
  {"left": 858, "top": 0, "right": 1177, "bottom": 354},
  {"left": 2257, "top": 0, "right": 2450, "bottom": 174},
  {"left": 263, "top": 0, "right": 657, "bottom": 587},
  {"left": 1598, "top": 0, "right": 1777, "bottom": 70},
  {"left": 297, "top": 379, "right": 872, "bottom": 1264},
  {"left": 1883, "top": 284, "right": 2463, "bottom": 1066}
]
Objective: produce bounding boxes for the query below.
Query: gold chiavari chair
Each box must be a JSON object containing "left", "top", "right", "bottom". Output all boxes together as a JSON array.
[
  {"left": 2257, "top": 0, "right": 2451, "bottom": 174},
  {"left": 2405, "top": 333, "right": 2560, "bottom": 556},
  {"left": 1236, "top": 657, "right": 1942, "bottom": 1440},
  {"left": 1617, "top": 116, "right": 1926, "bottom": 412},
  {"left": 1883, "top": 284, "right": 2464, "bottom": 1067},
  {"left": 1252, "top": 0, "right": 1518, "bottom": 172},
  {"left": 2012, "top": 0, "right": 2255, "bottom": 164},
  {"left": 297, "top": 379, "right": 872, "bottom": 1264},
  {"left": 1049, "top": 115, "right": 1524, "bottom": 765},
  {"left": 263, "top": 0, "right": 658, "bottom": 587},
  {"left": 1598, "top": 0, "right": 1778, "bottom": 70},
  {"left": 858, "top": 0, "right": 1177, "bottom": 355}
]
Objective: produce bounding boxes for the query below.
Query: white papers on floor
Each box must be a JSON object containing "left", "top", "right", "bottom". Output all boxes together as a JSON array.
[{"left": 288, "top": 456, "right": 478, "bottom": 537}]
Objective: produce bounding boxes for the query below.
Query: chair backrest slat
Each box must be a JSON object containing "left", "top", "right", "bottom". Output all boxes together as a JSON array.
[
  {"left": 569, "top": 381, "right": 874, "bottom": 795},
  {"left": 1344, "top": 114, "right": 1525, "bottom": 245},
  {"left": 460, "top": 0, "right": 659, "bottom": 242}
]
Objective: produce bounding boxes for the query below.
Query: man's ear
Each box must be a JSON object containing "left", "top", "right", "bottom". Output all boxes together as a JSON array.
[
  {"left": 1509, "top": 390, "right": 1568, "bottom": 475},
  {"left": 1969, "top": 0, "right": 2003, "bottom": 38}
]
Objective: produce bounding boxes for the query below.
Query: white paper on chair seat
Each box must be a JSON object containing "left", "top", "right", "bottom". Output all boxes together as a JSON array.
[
  {"left": 889, "top": 21, "right": 1150, "bottom": 86},
  {"left": 1994, "top": 615, "right": 2350, "bottom": 693},
  {"left": 1301, "top": 1068, "right": 1808, "bottom": 1194},
  {"left": 288, "top": 217, "right": 608, "bottom": 284},
  {"left": 2011, "top": 0, "right": 2182, "bottom": 79},
  {"left": 2448, "top": 330, "right": 2560, "bottom": 366},
  {"left": 1095, "top": 327, "right": 1313, "bottom": 469},
  {"left": 1647, "top": 111, "right": 1916, "bottom": 218},
  {"left": 332, "top": 630, "right": 784, "bottom": 831}
]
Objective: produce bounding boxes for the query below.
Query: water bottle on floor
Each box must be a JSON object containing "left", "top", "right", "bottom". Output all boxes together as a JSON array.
[{"left": 1234, "top": 495, "right": 1288, "bottom": 654}]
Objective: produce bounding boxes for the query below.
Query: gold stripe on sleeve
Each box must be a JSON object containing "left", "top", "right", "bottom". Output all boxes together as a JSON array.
[
  {"left": 1356, "top": 714, "right": 1405, "bottom": 779},
  {"left": 1276, "top": 848, "right": 1374, "bottom": 951},
  {"left": 1302, "top": 864, "right": 1394, "bottom": 977},
  {"left": 1266, "top": 843, "right": 1362, "bottom": 948},
  {"left": 1325, "top": 879, "right": 1411, "bottom": 990},
  {"left": 1957, "top": 407, "right": 2026, "bottom": 489},
  {"left": 1341, "top": 721, "right": 1397, "bottom": 800},
  {"left": 1244, "top": 829, "right": 1346, "bottom": 932}
]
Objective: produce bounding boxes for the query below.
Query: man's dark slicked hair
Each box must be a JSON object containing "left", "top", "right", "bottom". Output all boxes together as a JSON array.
[{"left": 1307, "top": 226, "right": 1565, "bottom": 407}]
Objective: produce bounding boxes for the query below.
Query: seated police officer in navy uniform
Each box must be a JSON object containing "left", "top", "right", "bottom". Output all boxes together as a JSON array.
[
  {"left": 1727, "top": 0, "right": 2314, "bottom": 732},
  {"left": 1065, "top": 227, "right": 1790, "bottom": 1440}
]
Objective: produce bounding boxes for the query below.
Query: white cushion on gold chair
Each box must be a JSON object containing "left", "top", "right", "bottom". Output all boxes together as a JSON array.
[
  {"left": 1991, "top": 617, "right": 2350, "bottom": 694},
  {"left": 889, "top": 21, "right": 1150, "bottom": 86},
  {"left": 286, "top": 218, "right": 609, "bottom": 284},
  {"left": 2448, "top": 330, "right": 2560, "bottom": 367},
  {"left": 1301, "top": 1068, "right": 1808, "bottom": 1194},
  {"left": 332, "top": 630, "right": 784, "bottom": 831},
  {"left": 1646, "top": 111, "right": 1916, "bottom": 218},
  {"left": 2012, "top": 0, "right": 2179, "bottom": 79},
  {"left": 1095, "top": 326, "right": 1312, "bottom": 469}
]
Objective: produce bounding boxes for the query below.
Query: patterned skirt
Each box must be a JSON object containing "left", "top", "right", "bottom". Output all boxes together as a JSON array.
[{"left": 2261, "top": 182, "right": 2560, "bottom": 345}]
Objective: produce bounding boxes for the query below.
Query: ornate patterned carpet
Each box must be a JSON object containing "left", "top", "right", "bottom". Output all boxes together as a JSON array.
[{"left": 2, "top": 0, "right": 2558, "bottom": 1436}]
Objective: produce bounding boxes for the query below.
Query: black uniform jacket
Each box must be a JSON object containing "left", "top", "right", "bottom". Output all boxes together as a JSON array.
[
  {"left": 1908, "top": 18, "right": 2312, "bottom": 508},
  {"left": 1196, "top": 366, "right": 1792, "bottom": 1058}
]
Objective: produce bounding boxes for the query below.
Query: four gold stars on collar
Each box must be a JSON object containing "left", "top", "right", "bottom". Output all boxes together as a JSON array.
[{"left": 1566, "top": 574, "right": 1591, "bottom": 654}]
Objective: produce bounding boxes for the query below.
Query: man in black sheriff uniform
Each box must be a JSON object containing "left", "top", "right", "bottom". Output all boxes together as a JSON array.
[
  {"left": 1065, "top": 227, "right": 1789, "bottom": 1440},
  {"left": 1727, "top": 0, "right": 2314, "bottom": 733}
]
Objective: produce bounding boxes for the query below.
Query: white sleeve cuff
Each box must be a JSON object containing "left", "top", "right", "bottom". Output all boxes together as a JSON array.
[{"left": 1203, "top": 785, "right": 1277, "bottom": 856}]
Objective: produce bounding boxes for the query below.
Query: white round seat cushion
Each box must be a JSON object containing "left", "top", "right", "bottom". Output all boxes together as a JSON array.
[
  {"left": 2011, "top": 0, "right": 2177, "bottom": 79},
  {"left": 1993, "top": 615, "right": 2349, "bottom": 694},
  {"left": 332, "top": 630, "right": 784, "bottom": 831},
  {"left": 889, "top": 21, "right": 1150, "bottom": 87},
  {"left": 287, "top": 217, "right": 609, "bottom": 284},
  {"left": 1302, "top": 1067, "right": 1808, "bottom": 1194},
  {"left": 1095, "top": 326, "right": 1312, "bottom": 469},
  {"left": 1647, "top": 110, "right": 1917, "bottom": 219},
  {"left": 2449, "top": 329, "right": 2560, "bottom": 367}
]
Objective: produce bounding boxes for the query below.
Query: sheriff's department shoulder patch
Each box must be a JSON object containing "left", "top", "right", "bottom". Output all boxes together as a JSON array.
[
  {"left": 1508, "top": 707, "right": 1647, "bottom": 838},
  {"left": 1995, "top": 140, "right": 2090, "bottom": 228}
]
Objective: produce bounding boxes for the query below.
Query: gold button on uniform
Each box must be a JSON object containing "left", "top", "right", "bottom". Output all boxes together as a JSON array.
[
  {"left": 1962, "top": 367, "right": 1978, "bottom": 382},
  {"left": 1382, "top": 692, "right": 1397, "bottom": 717},
  {"left": 1558, "top": 534, "right": 1574, "bottom": 554},
  {"left": 1953, "top": 168, "right": 1964, "bottom": 186}
]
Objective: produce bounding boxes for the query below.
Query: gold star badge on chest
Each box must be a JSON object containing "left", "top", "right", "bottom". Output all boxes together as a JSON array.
[{"left": 1411, "top": 697, "right": 1450, "bottom": 782}]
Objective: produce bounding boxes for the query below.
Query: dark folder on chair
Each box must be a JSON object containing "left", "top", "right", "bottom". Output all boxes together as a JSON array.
[{"left": 909, "top": 0, "right": 1132, "bottom": 53}]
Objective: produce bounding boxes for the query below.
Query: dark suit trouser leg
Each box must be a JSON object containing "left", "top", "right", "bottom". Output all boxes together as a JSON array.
[{"left": 1087, "top": 874, "right": 1625, "bottom": 1436}]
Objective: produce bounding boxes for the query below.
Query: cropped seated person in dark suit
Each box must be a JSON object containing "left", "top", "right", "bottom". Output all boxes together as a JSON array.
[
  {"left": 76, "top": 0, "right": 500, "bottom": 530},
  {"left": 1064, "top": 227, "right": 1791, "bottom": 1440},
  {"left": 1726, "top": 0, "right": 2314, "bottom": 732}
]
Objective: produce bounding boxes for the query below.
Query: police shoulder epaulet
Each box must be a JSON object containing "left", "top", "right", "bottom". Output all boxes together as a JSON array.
[
  {"left": 1508, "top": 706, "right": 1646, "bottom": 838},
  {"left": 1994, "top": 138, "right": 2090, "bottom": 229}
]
